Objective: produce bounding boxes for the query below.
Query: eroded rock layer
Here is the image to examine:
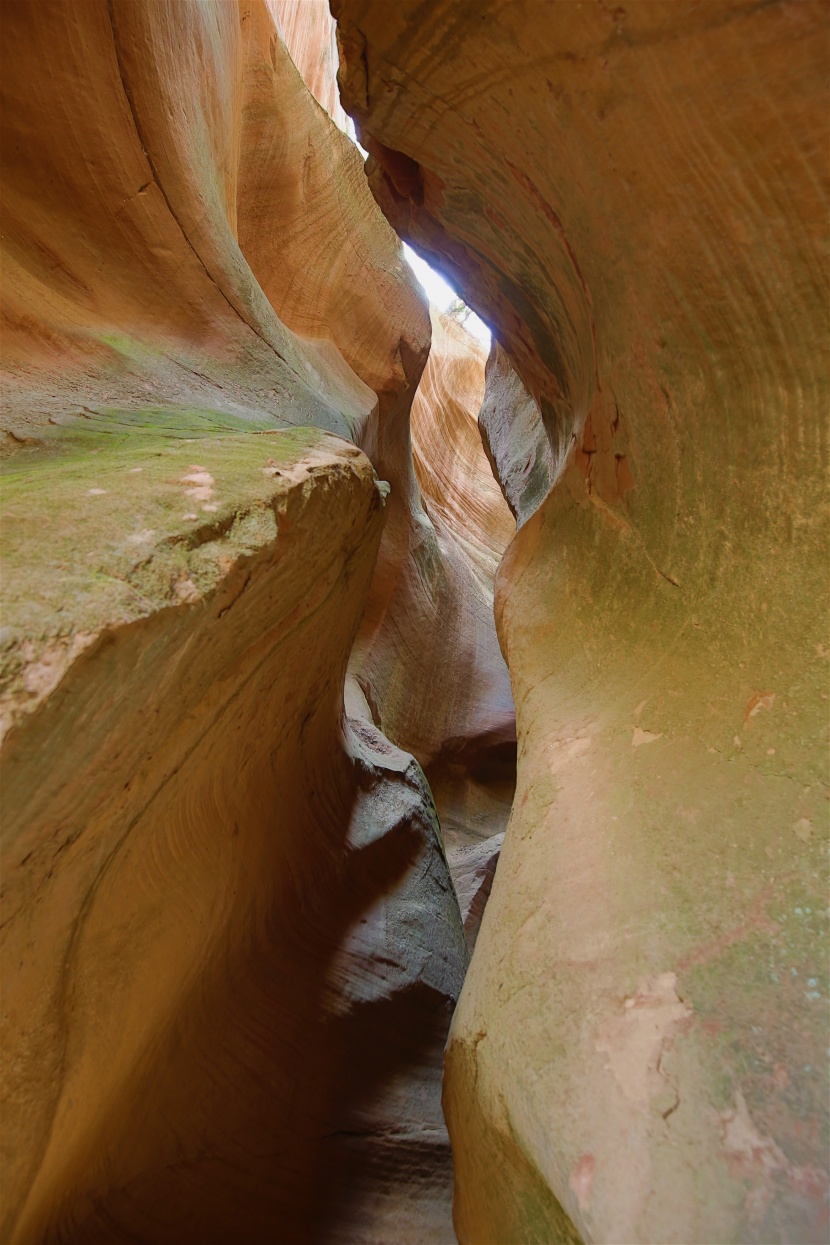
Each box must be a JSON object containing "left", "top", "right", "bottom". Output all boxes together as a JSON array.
[
  {"left": 354, "top": 307, "right": 515, "bottom": 767},
  {"left": 0, "top": 2, "right": 511, "bottom": 1241},
  {"left": 479, "top": 343, "right": 555, "bottom": 530},
  {"left": 1, "top": 425, "right": 472, "bottom": 1245},
  {"left": 334, "top": 3, "right": 830, "bottom": 1242},
  {"left": 1, "top": 1, "right": 357, "bottom": 443},
  {"left": 409, "top": 312, "right": 517, "bottom": 875}
]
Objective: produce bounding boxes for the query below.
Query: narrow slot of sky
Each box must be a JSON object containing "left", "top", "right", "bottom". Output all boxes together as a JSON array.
[{"left": 346, "top": 119, "right": 491, "bottom": 349}]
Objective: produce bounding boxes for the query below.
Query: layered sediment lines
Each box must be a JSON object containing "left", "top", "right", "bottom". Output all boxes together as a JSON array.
[
  {"left": 0, "top": 2, "right": 510, "bottom": 1241},
  {"left": 270, "top": 0, "right": 348, "bottom": 132},
  {"left": 2, "top": 432, "right": 467, "bottom": 1244},
  {"left": 354, "top": 307, "right": 515, "bottom": 766},
  {"left": 335, "top": 2, "right": 830, "bottom": 1242},
  {"left": 409, "top": 311, "right": 517, "bottom": 858},
  {"left": 1, "top": 1, "right": 364, "bottom": 442}
]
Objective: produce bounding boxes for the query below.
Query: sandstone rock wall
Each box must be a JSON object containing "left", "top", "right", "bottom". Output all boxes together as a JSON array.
[
  {"left": 354, "top": 306, "right": 515, "bottom": 769},
  {"left": 263, "top": 0, "right": 516, "bottom": 782},
  {"left": 0, "top": 2, "right": 512, "bottom": 1241},
  {"left": 1, "top": 0, "right": 375, "bottom": 444},
  {"left": 334, "top": 2, "right": 830, "bottom": 1242},
  {"left": 6, "top": 0, "right": 821, "bottom": 1240},
  {"left": 2, "top": 435, "right": 403, "bottom": 1242},
  {"left": 479, "top": 342, "right": 556, "bottom": 530},
  {"left": 409, "top": 311, "right": 516, "bottom": 888},
  {"left": 269, "top": 0, "right": 348, "bottom": 131}
]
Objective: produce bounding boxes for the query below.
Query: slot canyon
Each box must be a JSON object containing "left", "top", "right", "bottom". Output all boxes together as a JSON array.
[{"left": 0, "top": 1, "right": 827, "bottom": 1242}]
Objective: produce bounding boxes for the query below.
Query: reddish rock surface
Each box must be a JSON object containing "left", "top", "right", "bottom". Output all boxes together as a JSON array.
[
  {"left": 0, "top": 3, "right": 511, "bottom": 1242},
  {"left": 334, "top": 2, "right": 830, "bottom": 1241},
  {"left": 4, "top": 0, "right": 826, "bottom": 1241},
  {"left": 352, "top": 306, "right": 515, "bottom": 770}
]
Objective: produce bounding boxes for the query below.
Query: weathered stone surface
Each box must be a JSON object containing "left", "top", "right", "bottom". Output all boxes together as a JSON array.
[
  {"left": 413, "top": 312, "right": 514, "bottom": 589},
  {"left": 354, "top": 306, "right": 517, "bottom": 896},
  {"left": 270, "top": 0, "right": 349, "bottom": 131},
  {"left": 426, "top": 739, "right": 516, "bottom": 858},
  {"left": 237, "top": 0, "right": 430, "bottom": 448},
  {"left": 335, "top": 2, "right": 830, "bottom": 1242},
  {"left": 0, "top": 3, "right": 480, "bottom": 1242},
  {"left": 11, "top": 0, "right": 826, "bottom": 1240},
  {"left": 447, "top": 833, "right": 504, "bottom": 953},
  {"left": 356, "top": 307, "right": 515, "bottom": 768},
  {"left": 3, "top": 435, "right": 371, "bottom": 1237},
  {"left": 2, "top": 439, "right": 470, "bottom": 1245},
  {"left": 269, "top": 4, "right": 516, "bottom": 804},
  {"left": 315, "top": 715, "right": 466, "bottom": 1244},
  {"left": 479, "top": 342, "right": 556, "bottom": 529},
  {"left": 1, "top": 0, "right": 372, "bottom": 445}
]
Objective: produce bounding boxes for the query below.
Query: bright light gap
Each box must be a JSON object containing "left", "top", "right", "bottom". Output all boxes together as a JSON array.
[{"left": 346, "top": 119, "right": 491, "bottom": 349}]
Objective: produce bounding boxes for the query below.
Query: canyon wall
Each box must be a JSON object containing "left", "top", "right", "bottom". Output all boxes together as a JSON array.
[
  {"left": 3, "top": 0, "right": 826, "bottom": 1241},
  {"left": 0, "top": 1, "right": 513, "bottom": 1241},
  {"left": 334, "top": 2, "right": 830, "bottom": 1242}
]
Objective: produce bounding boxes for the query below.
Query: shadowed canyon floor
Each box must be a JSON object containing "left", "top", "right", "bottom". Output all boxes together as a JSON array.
[{"left": 1, "top": 1, "right": 828, "bottom": 1243}]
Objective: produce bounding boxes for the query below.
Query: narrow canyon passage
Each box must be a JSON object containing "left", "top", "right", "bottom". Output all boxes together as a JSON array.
[
  {"left": 1, "top": 3, "right": 515, "bottom": 1241},
  {"left": 1, "top": 2, "right": 827, "bottom": 1245}
]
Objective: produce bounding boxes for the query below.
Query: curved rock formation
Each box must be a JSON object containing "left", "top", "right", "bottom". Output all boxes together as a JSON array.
[
  {"left": 2, "top": 433, "right": 399, "bottom": 1242},
  {"left": 334, "top": 2, "right": 830, "bottom": 1242},
  {"left": 6, "top": 0, "right": 825, "bottom": 1241},
  {"left": 1, "top": 0, "right": 373, "bottom": 445},
  {"left": 270, "top": 0, "right": 348, "bottom": 131},
  {"left": 0, "top": 2, "right": 501, "bottom": 1241},
  {"left": 412, "top": 312, "right": 513, "bottom": 599},
  {"left": 447, "top": 833, "right": 504, "bottom": 954},
  {"left": 479, "top": 343, "right": 556, "bottom": 530},
  {"left": 242, "top": 1, "right": 517, "bottom": 799},
  {"left": 357, "top": 306, "right": 515, "bottom": 768},
  {"left": 408, "top": 311, "right": 517, "bottom": 864}
]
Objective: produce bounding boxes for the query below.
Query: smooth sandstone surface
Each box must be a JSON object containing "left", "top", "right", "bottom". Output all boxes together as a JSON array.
[
  {"left": 2, "top": 431, "right": 468, "bottom": 1244},
  {"left": 479, "top": 342, "right": 556, "bottom": 530},
  {"left": 334, "top": 2, "right": 829, "bottom": 1242},
  {"left": 409, "top": 311, "right": 518, "bottom": 861},
  {"left": 356, "top": 306, "right": 515, "bottom": 769},
  {"left": 5, "top": 0, "right": 826, "bottom": 1241},
  {"left": 447, "top": 833, "right": 504, "bottom": 953},
  {"left": 270, "top": 0, "right": 349, "bottom": 132},
  {"left": 2, "top": 433, "right": 407, "bottom": 1241},
  {"left": 262, "top": 0, "right": 516, "bottom": 791},
  {"left": 0, "top": 2, "right": 511, "bottom": 1241},
  {"left": 1, "top": 1, "right": 367, "bottom": 444}
]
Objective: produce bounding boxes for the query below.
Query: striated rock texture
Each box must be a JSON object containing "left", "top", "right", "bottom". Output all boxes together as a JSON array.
[
  {"left": 270, "top": 0, "right": 349, "bottom": 131},
  {"left": 447, "top": 833, "right": 504, "bottom": 954},
  {"left": 344, "top": 303, "right": 517, "bottom": 788},
  {"left": 335, "top": 2, "right": 830, "bottom": 1243},
  {"left": 2, "top": 433, "right": 462, "bottom": 1243},
  {"left": 0, "top": 2, "right": 510, "bottom": 1242},
  {"left": 409, "top": 311, "right": 518, "bottom": 857},
  {"left": 2, "top": 0, "right": 362, "bottom": 444},
  {"left": 479, "top": 343, "right": 556, "bottom": 530},
  {"left": 260, "top": 0, "right": 516, "bottom": 803},
  {"left": 355, "top": 306, "right": 515, "bottom": 768},
  {"left": 0, "top": 0, "right": 430, "bottom": 447}
]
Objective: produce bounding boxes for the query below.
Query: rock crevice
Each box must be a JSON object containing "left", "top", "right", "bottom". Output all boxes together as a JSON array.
[{"left": 2, "top": 2, "right": 828, "bottom": 1244}]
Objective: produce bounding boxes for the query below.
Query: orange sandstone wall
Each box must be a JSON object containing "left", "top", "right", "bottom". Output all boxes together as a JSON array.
[
  {"left": 353, "top": 306, "right": 515, "bottom": 769},
  {"left": 1, "top": 0, "right": 371, "bottom": 443},
  {"left": 334, "top": 2, "right": 830, "bottom": 1242},
  {"left": 269, "top": 0, "right": 349, "bottom": 131},
  {"left": 0, "top": 3, "right": 490, "bottom": 1242}
]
